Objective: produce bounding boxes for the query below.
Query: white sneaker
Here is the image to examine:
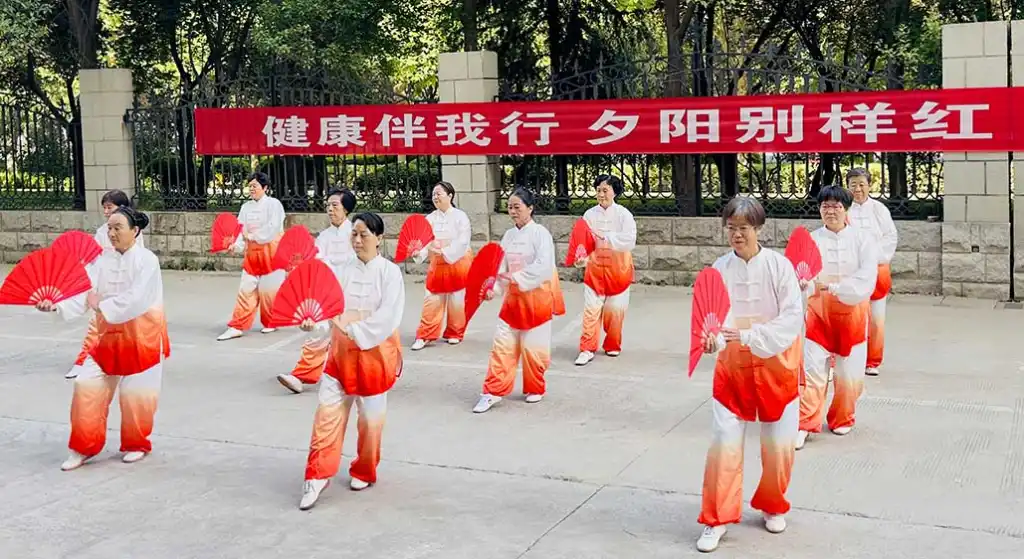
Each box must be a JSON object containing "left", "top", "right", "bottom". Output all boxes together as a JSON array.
[
  {"left": 472, "top": 394, "right": 502, "bottom": 413},
  {"left": 61, "top": 451, "right": 91, "bottom": 471},
  {"left": 411, "top": 339, "right": 427, "bottom": 351},
  {"left": 575, "top": 351, "right": 595, "bottom": 366},
  {"left": 832, "top": 426, "right": 852, "bottom": 436},
  {"left": 261, "top": 327, "right": 277, "bottom": 334},
  {"left": 795, "top": 430, "right": 809, "bottom": 450},
  {"left": 349, "top": 477, "right": 370, "bottom": 491},
  {"left": 696, "top": 525, "right": 727, "bottom": 552},
  {"left": 277, "top": 374, "right": 303, "bottom": 394},
  {"left": 65, "top": 365, "right": 81, "bottom": 379},
  {"left": 525, "top": 394, "right": 543, "bottom": 404},
  {"left": 865, "top": 367, "right": 879, "bottom": 376},
  {"left": 605, "top": 350, "right": 620, "bottom": 357},
  {"left": 828, "top": 367, "right": 834, "bottom": 382},
  {"left": 299, "top": 479, "right": 330, "bottom": 510},
  {"left": 447, "top": 338, "right": 461, "bottom": 345},
  {"left": 764, "top": 514, "right": 787, "bottom": 534},
  {"left": 217, "top": 327, "right": 243, "bottom": 341},
  {"left": 122, "top": 451, "right": 148, "bottom": 464}
]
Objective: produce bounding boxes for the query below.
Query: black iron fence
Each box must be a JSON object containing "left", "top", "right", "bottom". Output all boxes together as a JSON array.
[{"left": 0, "top": 102, "right": 85, "bottom": 210}]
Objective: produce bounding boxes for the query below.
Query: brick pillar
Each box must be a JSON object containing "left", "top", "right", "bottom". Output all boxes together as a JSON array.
[
  {"left": 437, "top": 51, "right": 501, "bottom": 243},
  {"left": 78, "top": 69, "right": 136, "bottom": 213},
  {"left": 940, "top": 22, "right": 1011, "bottom": 299}
]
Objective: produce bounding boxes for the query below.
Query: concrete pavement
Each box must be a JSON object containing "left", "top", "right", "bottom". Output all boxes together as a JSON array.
[{"left": 1, "top": 266, "right": 1023, "bottom": 558}]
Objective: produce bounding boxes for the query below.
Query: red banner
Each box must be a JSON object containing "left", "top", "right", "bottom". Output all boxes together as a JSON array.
[{"left": 193, "top": 87, "right": 1024, "bottom": 155}]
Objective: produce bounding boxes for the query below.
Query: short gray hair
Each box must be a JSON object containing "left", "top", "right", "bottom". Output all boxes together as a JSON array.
[
  {"left": 845, "top": 167, "right": 870, "bottom": 184},
  {"left": 721, "top": 195, "right": 766, "bottom": 228}
]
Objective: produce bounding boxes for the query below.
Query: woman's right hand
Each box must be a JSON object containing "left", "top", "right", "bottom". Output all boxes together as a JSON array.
[
  {"left": 483, "top": 289, "right": 495, "bottom": 301},
  {"left": 703, "top": 335, "right": 716, "bottom": 354},
  {"left": 299, "top": 318, "right": 315, "bottom": 332},
  {"left": 35, "top": 301, "right": 53, "bottom": 313}
]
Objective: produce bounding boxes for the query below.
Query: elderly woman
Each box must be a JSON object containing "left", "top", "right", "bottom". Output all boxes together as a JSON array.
[{"left": 696, "top": 196, "right": 803, "bottom": 553}]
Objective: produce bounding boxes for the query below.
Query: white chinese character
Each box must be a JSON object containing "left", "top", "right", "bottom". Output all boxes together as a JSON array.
[
  {"left": 818, "top": 102, "right": 898, "bottom": 143},
  {"left": 910, "top": 102, "right": 993, "bottom": 140},
  {"left": 374, "top": 114, "right": 428, "bottom": 147},
  {"left": 736, "top": 106, "right": 804, "bottom": 143},
  {"left": 436, "top": 112, "right": 491, "bottom": 146},
  {"left": 659, "top": 109, "right": 721, "bottom": 143},
  {"left": 499, "top": 111, "right": 559, "bottom": 146},
  {"left": 588, "top": 110, "right": 639, "bottom": 145},
  {"left": 262, "top": 116, "right": 311, "bottom": 148},
  {"left": 318, "top": 115, "right": 366, "bottom": 147}
]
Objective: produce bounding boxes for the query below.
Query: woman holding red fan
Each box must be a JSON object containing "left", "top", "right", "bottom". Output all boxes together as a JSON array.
[
  {"left": 573, "top": 174, "right": 637, "bottom": 367},
  {"left": 845, "top": 168, "right": 898, "bottom": 377},
  {"left": 473, "top": 187, "right": 565, "bottom": 414},
  {"left": 36, "top": 206, "right": 169, "bottom": 471},
  {"left": 65, "top": 190, "right": 145, "bottom": 380},
  {"left": 217, "top": 172, "right": 287, "bottom": 341},
  {"left": 277, "top": 188, "right": 357, "bottom": 394},
  {"left": 694, "top": 196, "right": 804, "bottom": 552},
  {"left": 797, "top": 185, "right": 879, "bottom": 450},
  {"left": 410, "top": 181, "right": 474, "bottom": 351},
  {"left": 298, "top": 212, "right": 406, "bottom": 510}
]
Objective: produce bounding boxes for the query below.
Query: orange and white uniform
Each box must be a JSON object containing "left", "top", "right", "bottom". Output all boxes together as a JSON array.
[
  {"left": 288, "top": 220, "right": 356, "bottom": 385},
  {"left": 699, "top": 247, "right": 803, "bottom": 527},
  {"left": 579, "top": 202, "right": 636, "bottom": 355},
  {"left": 413, "top": 207, "right": 473, "bottom": 342},
  {"left": 481, "top": 221, "right": 566, "bottom": 399},
  {"left": 799, "top": 225, "right": 879, "bottom": 433},
  {"left": 226, "top": 195, "right": 286, "bottom": 331},
  {"left": 304, "top": 254, "right": 405, "bottom": 486},
  {"left": 55, "top": 244, "right": 170, "bottom": 457},
  {"left": 71, "top": 225, "right": 147, "bottom": 372},
  {"left": 848, "top": 198, "right": 897, "bottom": 371}
]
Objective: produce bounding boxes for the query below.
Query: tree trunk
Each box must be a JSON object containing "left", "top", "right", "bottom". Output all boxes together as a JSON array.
[
  {"left": 665, "top": 0, "right": 698, "bottom": 216},
  {"left": 462, "top": 0, "right": 479, "bottom": 51}
]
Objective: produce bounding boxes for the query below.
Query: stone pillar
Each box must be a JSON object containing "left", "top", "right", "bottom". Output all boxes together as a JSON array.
[
  {"left": 78, "top": 68, "right": 136, "bottom": 213},
  {"left": 437, "top": 51, "right": 501, "bottom": 243},
  {"left": 1012, "top": 21, "right": 1024, "bottom": 299},
  {"left": 940, "top": 22, "right": 1012, "bottom": 299}
]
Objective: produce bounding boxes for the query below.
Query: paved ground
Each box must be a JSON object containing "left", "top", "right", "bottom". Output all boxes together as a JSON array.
[{"left": 1, "top": 265, "right": 1024, "bottom": 558}]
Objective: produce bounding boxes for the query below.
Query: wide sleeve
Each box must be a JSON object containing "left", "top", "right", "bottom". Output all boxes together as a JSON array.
[
  {"left": 252, "top": 199, "right": 285, "bottom": 244},
  {"left": 344, "top": 264, "right": 405, "bottom": 350},
  {"left": 97, "top": 254, "right": 160, "bottom": 324},
  {"left": 603, "top": 207, "right": 637, "bottom": 252},
  {"left": 441, "top": 211, "right": 472, "bottom": 264},
  {"left": 232, "top": 205, "right": 248, "bottom": 251},
  {"left": 314, "top": 231, "right": 329, "bottom": 261},
  {"left": 876, "top": 203, "right": 898, "bottom": 264},
  {"left": 740, "top": 257, "right": 803, "bottom": 359},
  {"left": 510, "top": 227, "right": 555, "bottom": 292},
  {"left": 55, "top": 291, "right": 90, "bottom": 322},
  {"left": 830, "top": 233, "right": 879, "bottom": 305}
]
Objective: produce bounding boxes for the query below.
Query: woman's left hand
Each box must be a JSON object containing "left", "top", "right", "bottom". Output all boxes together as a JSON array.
[
  {"left": 86, "top": 292, "right": 99, "bottom": 311},
  {"left": 720, "top": 327, "right": 741, "bottom": 343}
]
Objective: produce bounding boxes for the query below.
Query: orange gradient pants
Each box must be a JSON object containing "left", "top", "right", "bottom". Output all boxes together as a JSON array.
[
  {"left": 867, "top": 297, "right": 887, "bottom": 370},
  {"left": 290, "top": 330, "right": 330, "bottom": 384},
  {"left": 304, "top": 377, "right": 387, "bottom": 483},
  {"left": 800, "top": 339, "right": 866, "bottom": 432},
  {"left": 699, "top": 398, "right": 799, "bottom": 527},
  {"left": 73, "top": 313, "right": 101, "bottom": 367},
  {"left": 69, "top": 357, "right": 162, "bottom": 456},
  {"left": 227, "top": 269, "right": 285, "bottom": 331},
  {"left": 415, "top": 289, "right": 467, "bottom": 342},
  {"left": 482, "top": 320, "right": 551, "bottom": 397},
  {"left": 579, "top": 285, "right": 629, "bottom": 354}
]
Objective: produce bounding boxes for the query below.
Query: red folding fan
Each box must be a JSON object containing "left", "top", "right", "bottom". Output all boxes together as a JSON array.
[
  {"left": 209, "top": 212, "right": 243, "bottom": 254},
  {"left": 51, "top": 230, "right": 103, "bottom": 266},
  {"left": 393, "top": 213, "right": 434, "bottom": 262},
  {"left": 272, "top": 225, "right": 318, "bottom": 272},
  {"left": 0, "top": 247, "right": 92, "bottom": 307},
  {"left": 464, "top": 242, "right": 505, "bottom": 325},
  {"left": 565, "top": 218, "right": 597, "bottom": 267},
  {"left": 687, "top": 266, "right": 732, "bottom": 377},
  {"left": 784, "top": 226, "right": 822, "bottom": 282},
  {"left": 268, "top": 259, "right": 345, "bottom": 328}
]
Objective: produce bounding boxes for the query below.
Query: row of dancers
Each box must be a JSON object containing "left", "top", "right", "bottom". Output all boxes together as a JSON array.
[{"left": 32, "top": 169, "right": 898, "bottom": 553}]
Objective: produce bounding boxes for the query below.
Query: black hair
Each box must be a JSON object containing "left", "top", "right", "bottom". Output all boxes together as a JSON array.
[
  {"left": 593, "top": 174, "right": 624, "bottom": 197},
  {"left": 433, "top": 181, "right": 457, "bottom": 206},
  {"left": 817, "top": 185, "right": 853, "bottom": 209},
  {"left": 113, "top": 206, "right": 150, "bottom": 237},
  {"left": 327, "top": 188, "right": 357, "bottom": 213},
  {"left": 248, "top": 171, "right": 272, "bottom": 193},
  {"left": 721, "top": 196, "right": 766, "bottom": 228},
  {"left": 351, "top": 212, "right": 385, "bottom": 236},
  {"left": 509, "top": 187, "right": 536, "bottom": 212},
  {"left": 101, "top": 190, "right": 130, "bottom": 207},
  {"left": 845, "top": 167, "right": 870, "bottom": 185}
]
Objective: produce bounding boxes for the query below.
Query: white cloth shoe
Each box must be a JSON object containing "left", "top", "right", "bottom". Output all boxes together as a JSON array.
[
  {"left": 865, "top": 367, "right": 879, "bottom": 376},
  {"left": 411, "top": 339, "right": 427, "bottom": 351},
  {"left": 217, "top": 327, "right": 243, "bottom": 341},
  {"left": 832, "top": 426, "right": 852, "bottom": 436},
  {"left": 524, "top": 394, "right": 543, "bottom": 404},
  {"left": 795, "top": 430, "right": 809, "bottom": 450},
  {"left": 349, "top": 478, "right": 370, "bottom": 491},
  {"left": 277, "top": 374, "right": 303, "bottom": 394},
  {"left": 61, "top": 451, "right": 91, "bottom": 471},
  {"left": 122, "top": 451, "right": 148, "bottom": 464},
  {"left": 696, "top": 525, "right": 727, "bottom": 552},
  {"left": 764, "top": 514, "right": 787, "bottom": 533},
  {"left": 65, "top": 365, "right": 81, "bottom": 379},
  {"left": 473, "top": 394, "right": 502, "bottom": 413},
  {"left": 260, "top": 327, "right": 277, "bottom": 334},
  {"left": 447, "top": 338, "right": 461, "bottom": 345},
  {"left": 605, "top": 350, "right": 620, "bottom": 357},
  {"left": 299, "top": 479, "right": 330, "bottom": 510},
  {"left": 575, "top": 351, "right": 595, "bottom": 366}
]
